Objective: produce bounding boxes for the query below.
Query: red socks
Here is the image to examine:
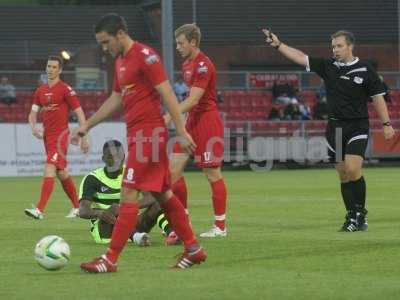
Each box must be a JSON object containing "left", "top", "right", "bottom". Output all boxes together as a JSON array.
[
  {"left": 106, "top": 202, "right": 139, "bottom": 264},
  {"left": 60, "top": 177, "right": 79, "bottom": 208},
  {"left": 161, "top": 195, "right": 198, "bottom": 250},
  {"left": 36, "top": 176, "right": 79, "bottom": 212},
  {"left": 36, "top": 177, "right": 55, "bottom": 212},
  {"left": 211, "top": 179, "right": 227, "bottom": 230},
  {"left": 172, "top": 176, "right": 188, "bottom": 211}
]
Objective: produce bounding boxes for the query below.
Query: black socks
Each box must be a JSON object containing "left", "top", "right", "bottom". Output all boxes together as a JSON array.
[
  {"left": 341, "top": 182, "right": 354, "bottom": 211},
  {"left": 341, "top": 176, "right": 366, "bottom": 213},
  {"left": 351, "top": 176, "right": 366, "bottom": 212}
]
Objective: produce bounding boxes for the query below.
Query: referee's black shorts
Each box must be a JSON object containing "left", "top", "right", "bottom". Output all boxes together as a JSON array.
[{"left": 325, "top": 118, "right": 369, "bottom": 162}]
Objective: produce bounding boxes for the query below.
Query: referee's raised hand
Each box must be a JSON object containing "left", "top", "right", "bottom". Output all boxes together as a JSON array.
[{"left": 262, "top": 28, "right": 281, "bottom": 49}]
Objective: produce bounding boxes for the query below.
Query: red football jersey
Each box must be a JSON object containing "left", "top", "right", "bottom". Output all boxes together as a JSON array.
[
  {"left": 182, "top": 51, "right": 218, "bottom": 117},
  {"left": 113, "top": 42, "right": 167, "bottom": 134},
  {"left": 32, "top": 80, "right": 80, "bottom": 138}
]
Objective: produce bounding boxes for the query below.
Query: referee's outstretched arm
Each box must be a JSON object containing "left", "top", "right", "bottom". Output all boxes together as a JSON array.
[
  {"left": 261, "top": 28, "right": 395, "bottom": 140},
  {"left": 262, "top": 28, "right": 308, "bottom": 67}
]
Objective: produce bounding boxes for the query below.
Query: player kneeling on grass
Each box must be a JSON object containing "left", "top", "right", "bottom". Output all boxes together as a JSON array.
[{"left": 78, "top": 140, "right": 180, "bottom": 246}]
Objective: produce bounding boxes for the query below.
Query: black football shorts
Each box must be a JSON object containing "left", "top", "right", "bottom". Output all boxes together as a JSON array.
[{"left": 325, "top": 119, "right": 369, "bottom": 162}]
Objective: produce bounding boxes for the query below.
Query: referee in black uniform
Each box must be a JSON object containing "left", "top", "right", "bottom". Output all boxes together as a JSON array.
[{"left": 262, "top": 29, "right": 395, "bottom": 231}]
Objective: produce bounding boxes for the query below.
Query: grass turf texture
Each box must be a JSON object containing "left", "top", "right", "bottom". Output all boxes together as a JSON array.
[{"left": 1, "top": 167, "right": 399, "bottom": 300}]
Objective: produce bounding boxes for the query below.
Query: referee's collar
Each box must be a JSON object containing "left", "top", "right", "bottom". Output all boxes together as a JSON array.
[{"left": 333, "top": 57, "right": 359, "bottom": 68}]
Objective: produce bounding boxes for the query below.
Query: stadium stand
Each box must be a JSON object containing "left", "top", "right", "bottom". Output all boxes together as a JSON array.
[{"left": 2, "top": 89, "right": 398, "bottom": 125}]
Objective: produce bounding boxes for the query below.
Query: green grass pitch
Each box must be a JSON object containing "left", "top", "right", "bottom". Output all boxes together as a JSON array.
[{"left": 1, "top": 167, "right": 400, "bottom": 300}]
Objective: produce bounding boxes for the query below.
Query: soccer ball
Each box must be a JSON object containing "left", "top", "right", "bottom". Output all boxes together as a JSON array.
[{"left": 34, "top": 235, "right": 70, "bottom": 270}]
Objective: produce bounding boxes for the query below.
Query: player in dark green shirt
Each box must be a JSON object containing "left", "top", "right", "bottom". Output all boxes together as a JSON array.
[{"left": 79, "top": 140, "right": 179, "bottom": 245}]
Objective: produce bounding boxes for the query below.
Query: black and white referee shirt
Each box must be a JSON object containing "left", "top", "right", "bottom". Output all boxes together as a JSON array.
[{"left": 306, "top": 56, "right": 386, "bottom": 120}]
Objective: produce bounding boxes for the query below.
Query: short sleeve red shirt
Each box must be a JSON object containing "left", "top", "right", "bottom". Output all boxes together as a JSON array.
[
  {"left": 113, "top": 42, "right": 167, "bottom": 133},
  {"left": 33, "top": 80, "right": 80, "bottom": 139},
  {"left": 181, "top": 51, "right": 218, "bottom": 117}
]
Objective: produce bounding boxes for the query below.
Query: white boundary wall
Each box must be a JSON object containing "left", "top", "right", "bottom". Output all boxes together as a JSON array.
[
  {"left": 0, "top": 122, "right": 334, "bottom": 177},
  {"left": 0, "top": 123, "right": 126, "bottom": 177}
]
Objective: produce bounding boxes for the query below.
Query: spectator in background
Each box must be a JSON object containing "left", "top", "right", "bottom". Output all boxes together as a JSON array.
[
  {"left": 38, "top": 73, "right": 48, "bottom": 85},
  {"left": 217, "top": 90, "right": 223, "bottom": 103},
  {"left": 272, "top": 79, "right": 297, "bottom": 104},
  {"left": 315, "top": 79, "right": 328, "bottom": 119},
  {"left": 268, "top": 106, "right": 283, "bottom": 120},
  {"left": 0, "top": 76, "right": 17, "bottom": 105},
  {"left": 316, "top": 79, "right": 327, "bottom": 103},
  {"left": 173, "top": 76, "right": 189, "bottom": 102},
  {"left": 314, "top": 100, "right": 329, "bottom": 120},
  {"left": 283, "top": 98, "right": 301, "bottom": 120},
  {"left": 298, "top": 99, "right": 312, "bottom": 120}
]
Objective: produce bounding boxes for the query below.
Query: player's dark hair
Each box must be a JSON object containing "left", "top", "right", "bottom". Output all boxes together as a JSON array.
[
  {"left": 175, "top": 23, "right": 201, "bottom": 47},
  {"left": 103, "top": 140, "right": 123, "bottom": 153},
  {"left": 47, "top": 55, "right": 63, "bottom": 69},
  {"left": 94, "top": 13, "right": 128, "bottom": 36},
  {"left": 331, "top": 30, "right": 355, "bottom": 46}
]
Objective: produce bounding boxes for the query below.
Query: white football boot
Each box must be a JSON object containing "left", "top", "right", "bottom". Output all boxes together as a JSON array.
[
  {"left": 24, "top": 207, "right": 44, "bottom": 220},
  {"left": 65, "top": 208, "right": 79, "bottom": 218},
  {"left": 200, "top": 225, "right": 227, "bottom": 238}
]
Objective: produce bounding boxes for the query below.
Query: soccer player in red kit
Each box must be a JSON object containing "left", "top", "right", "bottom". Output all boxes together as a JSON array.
[
  {"left": 24, "top": 56, "right": 89, "bottom": 220},
  {"left": 165, "top": 24, "right": 228, "bottom": 237},
  {"left": 74, "top": 13, "right": 206, "bottom": 272}
]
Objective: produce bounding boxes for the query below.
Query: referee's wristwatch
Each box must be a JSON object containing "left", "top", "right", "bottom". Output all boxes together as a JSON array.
[{"left": 382, "top": 121, "right": 391, "bottom": 126}]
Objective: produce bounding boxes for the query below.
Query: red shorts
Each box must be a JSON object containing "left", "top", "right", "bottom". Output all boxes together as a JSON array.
[
  {"left": 44, "top": 131, "right": 69, "bottom": 170},
  {"left": 173, "top": 110, "right": 224, "bottom": 168},
  {"left": 122, "top": 126, "right": 171, "bottom": 193}
]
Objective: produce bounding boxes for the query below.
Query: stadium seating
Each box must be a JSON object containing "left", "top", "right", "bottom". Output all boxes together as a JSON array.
[
  {"left": 0, "top": 91, "right": 111, "bottom": 123},
  {"left": 298, "top": 90, "right": 317, "bottom": 107},
  {"left": 389, "top": 90, "right": 400, "bottom": 103},
  {"left": 2, "top": 90, "right": 399, "bottom": 127}
]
